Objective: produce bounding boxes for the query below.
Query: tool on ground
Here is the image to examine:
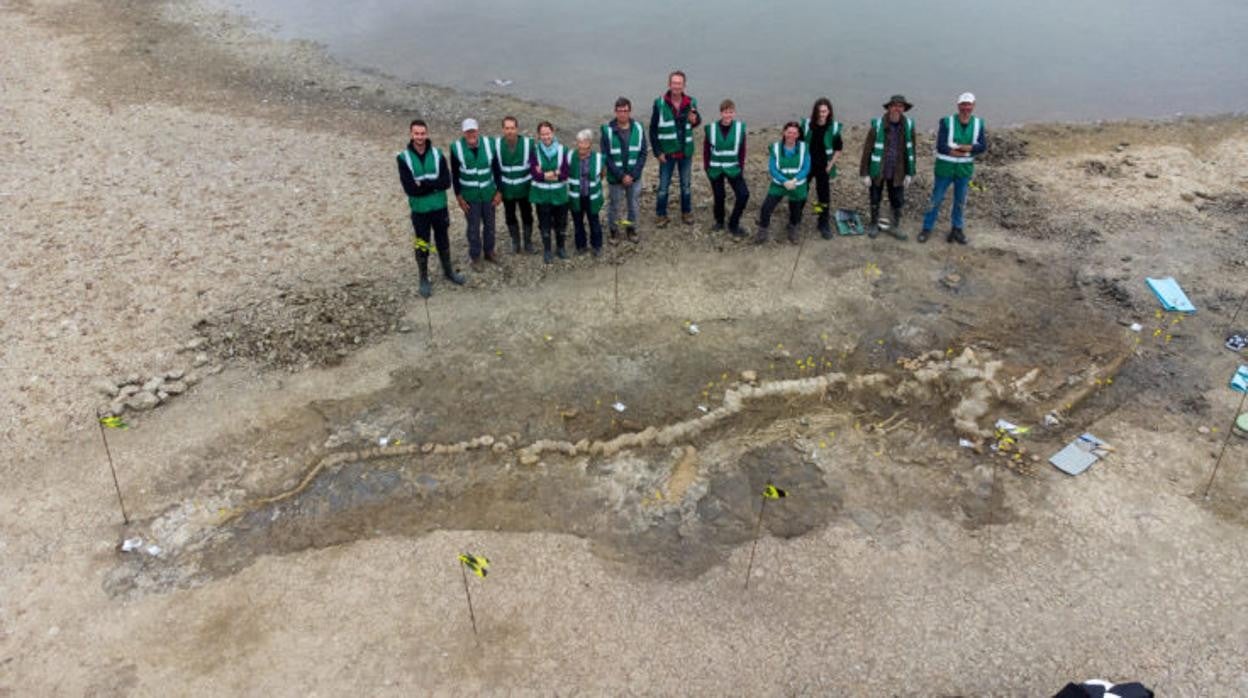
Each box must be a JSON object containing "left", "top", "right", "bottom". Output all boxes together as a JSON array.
[{"left": 96, "top": 412, "right": 130, "bottom": 525}]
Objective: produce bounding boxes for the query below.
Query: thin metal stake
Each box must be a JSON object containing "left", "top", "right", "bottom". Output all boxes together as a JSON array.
[
  {"left": 786, "top": 231, "right": 806, "bottom": 288},
  {"left": 1203, "top": 387, "right": 1248, "bottom": 499},
  {"left": 460, "top": 562, "right": 479, "bottom": 640},
  {"left": 743, "top": 496, "right": 768, "bottom": 590},
  {"left": 614, "top": 261, "right": 620, "bottom": 314},
  {"left": 423, "top": 297, "right": 434, "bottom": 344},
  {"left": 96, "top": 413, "right": 130, "bottom": 525}
]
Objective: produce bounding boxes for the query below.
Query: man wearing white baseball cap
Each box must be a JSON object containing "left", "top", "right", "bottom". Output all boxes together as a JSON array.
[
  {"left": 919, "top": 92, "right": 988, "bottom": 245},
  {"left": 449, "top": 117, "right": 503, "bottom": 267}
]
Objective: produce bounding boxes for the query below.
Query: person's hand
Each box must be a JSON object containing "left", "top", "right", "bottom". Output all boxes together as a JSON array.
[
  {"left": 491, "top": 192, "right": 502, "bottom": 207},
  {"left": 457, "top": 196, "right": 470, "bottom": 213},
  {"left": 656, "top": 153, "right": 667, "bottom": 164},
  {"left": 783, "top": 180, "right": 796, "bottom": 191},
  {"left": 903, "top": 175, "right": 912, "bottom": 187},
  {"left": 545, "top": 171, "right": 557, "bottom": 182},
  {"left": 861, "top": 176, "right": 872, "bottom": 188},
  {"left": 622, "top": 174, "right": 634, "bottom": 186}
]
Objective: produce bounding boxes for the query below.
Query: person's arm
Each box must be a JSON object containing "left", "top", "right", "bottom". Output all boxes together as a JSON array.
[
  {"left": 702, "top": 130, "right": 711, "bottom": 170},
  {"left": 556, "top": 153, "right": 569, "bottom": 182},
  {"left": 830, "top": 131, "right": 844, "bottom": 169},
  {"left": 649, "top": 101, "right": 662, "bottom": 157},
  {"left": 738, "top": 132, "right": 747, "bottom": 170},
  {"left": 971, "top": 124, "right": 988, "bottom": 155},
  {"left": 398, "top": 155, "right": 423, "bottom": 197},
  {"left": 491, "top": 148, "right": 504, "bottom": 189},
  {"left": 430, "top": 151, "right": 450, "bottom": 192},
  {"left": 686, "top": 96, "right": 700, "bottom": 128},
  {"left": 859, "top": 126, "right": 875, "bottom": 177},
  {"left": 602, "top": 128, "right": 623, "bottom": 180},
  {"left": 631, "top": 131, "right": 648, "bottom": 178},
  {"left": 449, "top": 150, "right": 464, "bottom": 197},
  {"left": 529, "top": 150, "right": 543, "bottom": 181}
]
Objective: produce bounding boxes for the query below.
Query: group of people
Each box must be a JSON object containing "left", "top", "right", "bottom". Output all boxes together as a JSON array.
[{"left": 396, "top": 71, "right": 989, "bottom": 297}]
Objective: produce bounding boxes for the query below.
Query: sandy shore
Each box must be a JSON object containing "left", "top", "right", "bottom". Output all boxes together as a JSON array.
[{"left": 3, "top": 0, "right": 1248, "bottom": 695}]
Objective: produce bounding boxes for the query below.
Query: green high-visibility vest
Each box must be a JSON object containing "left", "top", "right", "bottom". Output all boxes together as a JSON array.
[
  {"left": 654, "top": 95, "right": 697, "bottom": 157},
  {"left": 704, "top": 120, "right": 745, "bottom": 180},
  {"left": 452, "top": 136, "right": 497, "bottom": 203},
  {"left": 528, "top": 143, "right": 569, "bottom": 206},
  {"left": 933, "top": 115, "right": 983, "bottom": 180},
  {"left": 567, "top": 150, "right": 605, "bottom": 214},
  {"left": 601, "top": 120, "right": 644, "bottom": 184},
  {"left": 494, "top": 135, "right": 532, "bottom": 200},
  {"left": 868, "top": 116, "right": 917, "bottom": 180},
  {"left": 800, "top": 117, "right": 843, "bottom": 178},
  {"left": 397, "top": 146, "right": 448, "bottom": 214},
  {"left": 767, "top": 141, "right": 809, "bottom": 201}
]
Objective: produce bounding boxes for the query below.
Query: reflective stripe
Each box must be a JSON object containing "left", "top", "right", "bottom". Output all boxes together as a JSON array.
[
  {"left": 940, "top": 115, "right": 980, "bottom": 162},
  {"left": 496, "top": 136, "right": 531, "bottom": 187},
  {"left": 531, "top": 144, "right": 565, "bottom": 189},
  {"left": 770, "top": 141, "right": 807, "bottom": 185}
]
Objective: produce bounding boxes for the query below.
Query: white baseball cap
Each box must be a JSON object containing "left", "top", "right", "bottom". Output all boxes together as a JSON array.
[
  {"left": 957, "top": 92, "right": 976, "bottom": 104},
  {"left": 461, "top": 118, "right": 479, "bottom": 132}
]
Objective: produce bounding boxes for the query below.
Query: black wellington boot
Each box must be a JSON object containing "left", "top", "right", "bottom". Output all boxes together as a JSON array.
[
  {"left": 437, "top": 246, "right": 466, "bottom": 285},
  {"left": 888, "top": 207, "right": 909, "bottom": 241},
  {"left": 415, "top": 252, "right": 432, "bottom": 298},
  {"left": 868, "top": 204, "right": 880, "bottom": 239},
  {"left": 507, "top": 223, "right": 521, "bottom": 254}
]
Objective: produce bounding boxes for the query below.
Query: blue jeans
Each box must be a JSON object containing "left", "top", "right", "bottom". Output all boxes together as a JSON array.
[
  {"left": 656, "top": 155, "right": 692, "bottom": 217},
  {"left": 922, "top": 176, "right": 969, "bottom": 231}
]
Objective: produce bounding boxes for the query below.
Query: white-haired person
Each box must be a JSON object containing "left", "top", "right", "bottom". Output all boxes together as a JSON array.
[{"left": 567, "top": 129, "right": 606, "bottom": 256}]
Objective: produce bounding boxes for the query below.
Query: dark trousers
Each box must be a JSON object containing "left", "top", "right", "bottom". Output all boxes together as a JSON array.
[
  {"left": 710, "top": 174, "right": 749, "bottom": 229},
  {"left": 503, "top": 197, "right": 533, "bottom": 228},
  {"left": 410, "top": 208, "right": 453, "bottom": 272},
  {"left": 811, "top": 167, "right": 831, "bottom": 208},
  {"left": 463, "top": 200, "right": 496, "bottom": 260},
  {"left": 870, "top": 181, "right": 906, "bottom": 211},
  {"left": 535, "top": 203, "right": 568, "bottom": 248},
  {"left": 758, "top": 194, "right": 804, "bottom": 228},
  {"left": 572, "top": 198, "right": 604, "bottom": 251}
]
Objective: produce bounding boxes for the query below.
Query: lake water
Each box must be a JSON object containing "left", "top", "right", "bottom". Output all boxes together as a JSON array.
[{"left": 220, "top": 0, "right": 1248, "bottom": 126}]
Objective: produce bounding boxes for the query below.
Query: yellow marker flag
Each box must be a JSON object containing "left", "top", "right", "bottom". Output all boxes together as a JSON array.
[
  {"left": 99, "top": 416, "right": 129, "bottom": 430},
  {"left": 459, "top": 553, "right": 490, "bottom": 578},
  {"left": 762, "top": 484, "right": 787, "bottom": 500}
]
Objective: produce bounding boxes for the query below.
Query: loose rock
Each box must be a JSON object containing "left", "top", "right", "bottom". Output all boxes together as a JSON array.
[
  {"left": 93, "top": 378, "right": 119, "bottom": 398},
  {"left": 163, "top": 381, "right": 187, "bottom": 395},
  {"left": 124, "top": 391, "right": 160, "bottom": 412}
]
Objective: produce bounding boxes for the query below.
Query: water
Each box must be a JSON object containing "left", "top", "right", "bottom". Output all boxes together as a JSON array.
[{"left": 222, "top": 0, "right": 1248, "bottom": 126}]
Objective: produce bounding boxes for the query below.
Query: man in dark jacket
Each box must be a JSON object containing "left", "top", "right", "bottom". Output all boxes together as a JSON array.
[
  {"left": 397, "top": 120, "right": 466, "bottom": 298},
  {"left": 859, "top": 94, "right": 918, "bottom": 241}
]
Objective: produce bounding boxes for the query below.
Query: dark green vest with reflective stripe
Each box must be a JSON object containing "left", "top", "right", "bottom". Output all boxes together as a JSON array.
[
  {"left": 768, "top": 141, "right": 809, "bottom": 201},
  {"left": 452, "top": 137, "right": 497, "bottom": 203},
  {"left": 868, "top": 116, "right": 917, "bottom": 179},
  {"left": 654, "top": 96, "right": 697, "bottom": 156},
  {"left": 933, "top": 115, "right": 982, "bottom": 180},
  {"left": 704, "top": 120, "right": 745, "bottom": 179},
  {"left": 398, "top": 146, "right": 448, "bottom": 214},
  {"left": 567, "top": 150, "right": 604, "bottom": 214},
  {"left": 601, "top": 121, "right": 645, "bottom": 184},
  {"left": 528, "top": 143, "right": 569, "bottom": 206},
  {"left": 800, "top": 117, "right": 843, "bottom": 178},
  {"left": 495, "top": 136, "right": 532, "bottom": 200}
]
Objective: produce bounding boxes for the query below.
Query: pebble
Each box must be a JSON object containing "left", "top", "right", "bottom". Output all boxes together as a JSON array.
[
  {"left": 520, "top": 453, "right": 539, "bottom": 466},
  {"left": 192, "top": 353, "right": 209, "bottom": 367},
  {"left": 183, "top": 372, "right": 201, "bottom": 387},
  {"left": 124, "top": 391, "right": 160, "bottom": 412},
  {"left": 206, "top": 365, "right": 223, "bottom": 376},
  {"left": 93, "top": 378, "right": 119, "bottom": 397},
  {"left": 1198, "top": 426, "right": 1211, "bottom": 435},
  {"left": 156, "top": 390, "right": 169, "bottom": 401},
  {"left": 165, "top": 369, "right": 185, "bottom": 380},
  {"left": 118, "top": 385, "right": 140, "bottom": 398},
  {"left": 124, "top": 373, "right": 141, "bottom": 385},
  {"left": 142, "top": 377, "right": 163, "bottom": 393},
  {"left": 163, "top": 380, "right": 187, "bottom": 395},
  {"left": 1180, "top": 192, "right": 1196, "bottom": 203},
  {"left": 741, "top": 370, "right": 758, "bottom": 383}
]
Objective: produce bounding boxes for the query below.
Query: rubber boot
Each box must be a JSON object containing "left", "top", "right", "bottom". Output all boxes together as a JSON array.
[
  {"left": 786, "top": 223, "right": 800, "bottom": 245},
  {"left": 415, "top": 253, "right": 432, "bottom": 298},
  {"left": 555, "top": 229, "right": 569, "bottom": 259},
  {"left": 817, "top": 208, "right": 833, "bottom": 239},
  {"left": 523, "top": 223, "right": 536, "bottom": 254},
  {"left": 887, "top": 207, "right": 909, "bottom": 241},
  {"left": 507, "top": 223, "right": 521, "bottom": 254},
  {"left": 753, "top": 225, "right": 770, "bottom": 245},
  {"left": 437, "top": 246, "right": 466, "bottom": 285},
  {"left": 868, "top": 204, "right": 880, "bottom": 239},
  {"left": 541, "top": 230, "right": 553, "bottom": 264}
]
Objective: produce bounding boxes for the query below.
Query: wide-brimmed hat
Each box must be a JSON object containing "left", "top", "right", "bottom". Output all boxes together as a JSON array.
[{"left": 883, "top": 94, "right": 914, "bottom": 111}]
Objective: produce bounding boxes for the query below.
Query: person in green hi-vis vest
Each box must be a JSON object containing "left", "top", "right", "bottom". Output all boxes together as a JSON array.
[
  {"left": 920, "top": 92, "right": 988, "bottom": 245},
  {"left": 568, "top": 129, "right": 607, "bottom": 256},
  {"left": 799, "top": 97, "right": 844, "bottom": 239},
  {"left": 858, "top": 94, "right": 918, "bottom": 241},
  {"left": 649, "top": 70, "right": 701, "bottom": 227},
  {"left": 527, "top": 121, "right": 571, "bottom": 264},
  {"left": 754, "top": 121, "right": 811, "bottom": 245},
  {"left": 702, "top": 98, "right": 750, "bottom": 238},
  {"left": 494, "top": 115, "right": 536, "bottom": 254},
  {"left": 601, "top": 97, "right": 648, "bottom": 244},
  {"left": 395, "top": 119, "right": 466, "bottom": 298},
  {"left": 450, "top": 118, "right": 504, "bottom": 266}
]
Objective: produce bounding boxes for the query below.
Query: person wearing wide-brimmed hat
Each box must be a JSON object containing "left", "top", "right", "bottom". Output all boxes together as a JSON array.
[
  {"left": 919, "top": 92, "right": 988, "bottom": 245},
  {"left": 859, "top": 94, "right": 918, "bottom": 241}
]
